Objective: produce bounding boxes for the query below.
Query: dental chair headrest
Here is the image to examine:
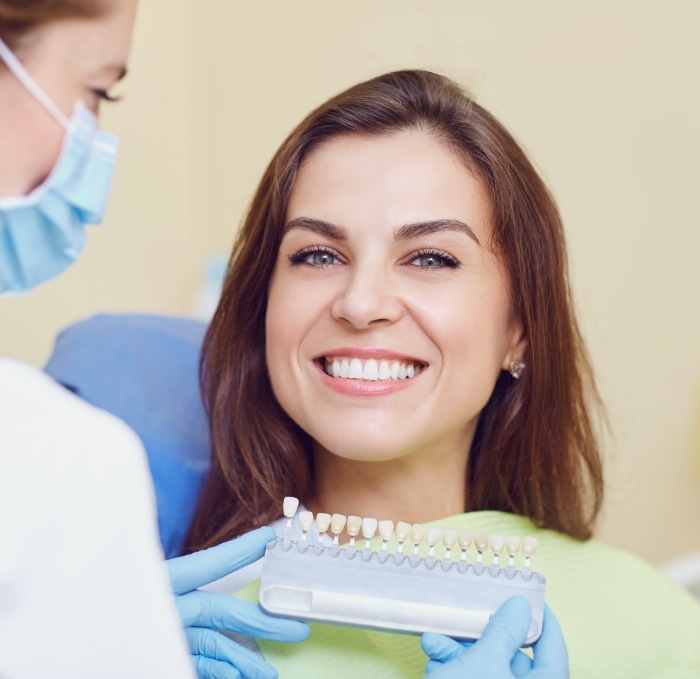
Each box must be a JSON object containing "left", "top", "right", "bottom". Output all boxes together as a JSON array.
[{"left": 44, "top": 313, "right": 210, "bottom": 557}]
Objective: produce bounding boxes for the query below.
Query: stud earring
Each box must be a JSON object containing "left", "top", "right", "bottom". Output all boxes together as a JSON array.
[{"left": 508, "top": 360, "right": 525, "bottom": 379}]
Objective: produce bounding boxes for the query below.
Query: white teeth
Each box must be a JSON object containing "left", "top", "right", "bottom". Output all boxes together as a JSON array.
[
  {"left": 331, "top": 513, "right": 347, "bottom": 535},
  {"left": 442, "top": 529, "right": 458, "bottom": 550},
  {"left": 283, "top": 496, "right": 299, "bottom": 518},
  {"left": 324, "top": 356, "right": 423, "bottom": 382},
  {"left": 316, "top": 513, "right": 331, "bottom": 534},
  {"left": 348, "top": 358, "right": 363, "bottom": 379},
  {"left": 346, "top": 515, "right": 363, "bottom": 537},
  {"left": 363, "top": 359, "right": 379, "bottom": 381},
  {"left": 298, "top": 511, "right": 313, "bottom": 532},
  {"left": 426, "top": 526, "right": 442, "bottom": 547},
  {"left": 378, "top": 520, "right": 394, "bottom": 540},
  {"left": 280, "top": 500, "right": 535, "bottom": 570},
  {"left": 474, "top": 532, "right": 489, "bottom": 552},
  {"left": 362, "top": 517, "right": 378, "bottom": 540},
  {"left": 411, "top": 524, "right": 427, "bottom": 553},
  {"left": 522, "top": 536, "right": 539, "bottom": 559},
  {"left": 505, "top": 535, "right": 521, "bottom": 557},
  {"left": 395, "top": 521, "right": 411, "bottom": 553},
  {"left": 395, "top": 521, "right": 412, "bottom": 542},
  {"left": 378, "top": 360, "right": 391, "bottom": 380}
]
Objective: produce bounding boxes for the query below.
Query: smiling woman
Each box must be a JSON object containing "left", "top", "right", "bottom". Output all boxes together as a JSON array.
[
  {"left": 183, "top": 70, "right": 700, "bottom": 677},
  {"left": 267, "top": 130, "right": 524, "bottom": 510},
  {"left": 187, "top": 69, "right": 602, "bottom": 548}
]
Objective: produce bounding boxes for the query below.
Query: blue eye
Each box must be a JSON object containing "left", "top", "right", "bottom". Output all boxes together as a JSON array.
[
  {"left": 409, "top": 249, "right": 460, "bottom": 270},
  {"left": 289, "top": 247, "right": 341, "bottom": 267}
]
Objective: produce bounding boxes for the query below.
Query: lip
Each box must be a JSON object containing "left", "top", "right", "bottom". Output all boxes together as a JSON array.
[{"left": 313, "top": 348, "right": 427, "bottom": 397}]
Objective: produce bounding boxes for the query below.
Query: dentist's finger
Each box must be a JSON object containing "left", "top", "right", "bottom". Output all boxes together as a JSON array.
[
  {"left": 476, "top": 596, "right": 532, "bottom": 658},
  {"left": 176, "top": 589, "right": 310, "bottom": 641},
  {"left": 185, "top": 626, "right": 278, "bottom": 679},
  {"left": 169, "top": 528, "right": 276, "bottom": 594},
  {"left": 421, "top": 633, "right": 467, "bottom": 663},
  {"left": 531, "top": 605, "right": 569, "bottom": 674}
]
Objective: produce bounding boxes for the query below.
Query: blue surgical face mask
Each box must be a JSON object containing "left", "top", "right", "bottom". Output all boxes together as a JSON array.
[{"left": 0, "top": 37, "right": 118, "bottom": 296}]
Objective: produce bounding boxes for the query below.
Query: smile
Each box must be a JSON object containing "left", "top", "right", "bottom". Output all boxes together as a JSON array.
[{"left": 322, "top": 356, "right": 425, "bottom": 381}]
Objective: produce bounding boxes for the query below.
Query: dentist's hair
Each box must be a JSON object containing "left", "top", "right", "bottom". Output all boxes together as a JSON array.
[
  {"left": 0, "top": 0, "right": 111, "bottom": 50},
  {"left": 185, "top": 69, "right": 604, "bottom": 553}
]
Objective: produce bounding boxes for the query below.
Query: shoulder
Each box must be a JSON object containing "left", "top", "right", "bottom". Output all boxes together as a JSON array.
[{"left": 0, "top": 358, "right": 146, "bottom": 471}]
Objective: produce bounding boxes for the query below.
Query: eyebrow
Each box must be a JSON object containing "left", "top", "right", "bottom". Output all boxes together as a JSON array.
[
  {"left": 283, "top": 216, "right": 480, "bottom": 246},
  {"left": 396, "top": 219, "right": 480, "bottom": 246}
]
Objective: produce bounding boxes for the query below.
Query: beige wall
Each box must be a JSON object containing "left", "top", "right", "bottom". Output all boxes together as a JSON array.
[{"left": 2, "top": 1, "right": 699, "bottom": 564}]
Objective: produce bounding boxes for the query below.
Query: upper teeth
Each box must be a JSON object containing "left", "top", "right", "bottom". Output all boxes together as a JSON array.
[{"left": 324, "top": 357, "right": 423, "bottom": 381}]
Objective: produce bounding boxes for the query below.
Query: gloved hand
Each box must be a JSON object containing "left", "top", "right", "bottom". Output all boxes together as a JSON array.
[
  {"left": 421, "top": 597, "right": 568, "bottom": 678},
  {"left": 167, "top": 526, "right": 310, "bottom": 679}
]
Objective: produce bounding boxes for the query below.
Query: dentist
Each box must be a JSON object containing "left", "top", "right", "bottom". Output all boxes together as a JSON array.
[{"left": 0, "top": 2, "right": 307, "bottom": 678}]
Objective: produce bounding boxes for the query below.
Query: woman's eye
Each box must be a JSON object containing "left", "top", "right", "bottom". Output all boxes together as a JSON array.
[
  {"left": 408, "top": 250, "right": 460, "bottom": 270},
  {"left": 92, "top": 89, "right": 122, "bottom": 103},
  {"left": 289, "top": 247, "right": 341, "bottom": 267}
]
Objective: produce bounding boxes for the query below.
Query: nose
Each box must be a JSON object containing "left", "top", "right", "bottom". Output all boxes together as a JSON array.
[{"left": 331, "top": 263, "right": 403, "bottom": 329}]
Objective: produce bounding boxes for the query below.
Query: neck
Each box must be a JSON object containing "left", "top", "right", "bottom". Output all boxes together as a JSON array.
[{"left": 308, "top": 431, "right": 473, "bottom": 526}]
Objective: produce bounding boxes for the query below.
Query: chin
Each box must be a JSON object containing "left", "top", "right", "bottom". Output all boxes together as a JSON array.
[{"left": 312, "top": 435, "right": 426, "bottom": 465}]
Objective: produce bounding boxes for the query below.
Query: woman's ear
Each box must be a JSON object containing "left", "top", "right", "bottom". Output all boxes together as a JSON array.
[{"left": 502, "top": 322, "right": 528, "bottom": 373}]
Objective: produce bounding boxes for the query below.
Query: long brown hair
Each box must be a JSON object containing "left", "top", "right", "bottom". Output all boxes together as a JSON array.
[
  {"left": 185, "top": 70, "right": 604, "bottom": 553},
  {"left": 0, "top": 0, "right": 112, "bottom": 49}
]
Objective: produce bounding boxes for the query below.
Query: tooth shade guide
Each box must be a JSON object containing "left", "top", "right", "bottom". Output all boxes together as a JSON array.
[
  {"left": 457, "top": 530, "right": 472, "bottom": 561},
  {"left": 274, "top": 499, "right": 538, "bottom": 568},
  {"left": 263, "top": 504, "right": 548, "bottom": 644},
  {"left": 442, "top": 529, "right": 458, "bottom": 560},
  {"left": 410, "top": 524, "right": 427, "bottom": 555},
  {"left": 490, "top": 534, "right": 505, "bottom": 566},
  {"left": 315, "top": 512, "right": 331, "bottom": 543},
  {"left": 298, "top": 511, "right": 314, "bottom": 541},
  {"left": 283, "top": 496, "right": 300, "bottom": 530},
  {"left": 346, "top": 515, "right": 362, "bottom": 546},
  {"left": 473, "top": 531, "right": 489, "bottom": 563},
  {"left": 361, "top": 517, "right": 378, "bottom": 549},
  {"left": 426, "top": 526, "right": 442, "bottom": 557},
  {"left": 395, "top": 521, "right": 411, "bottom": 554},
  {"left": 522, "top": 536, "right": 539, "bottom": 568},
  {"left": 330, "top": 514, "right": 347, "bottom": 545},
  {"left": 506, "top": 535, "right": 521, "bottom": 567},
  {"left": 378, "top": 520, "right": 394, "bottom": 551}
]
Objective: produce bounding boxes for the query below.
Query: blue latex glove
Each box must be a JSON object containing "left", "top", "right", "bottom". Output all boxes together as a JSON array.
[
  {"left": 167, "top": 527, "right": 310, "bottom": 679},
  {"left": 421, "top": 597, "right": 569, "bottom": 678}
]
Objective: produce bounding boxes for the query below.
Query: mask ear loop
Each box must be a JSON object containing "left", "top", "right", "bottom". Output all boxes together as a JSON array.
[{"left": 0, "top": 36, "right": 70, "bottom": 129}]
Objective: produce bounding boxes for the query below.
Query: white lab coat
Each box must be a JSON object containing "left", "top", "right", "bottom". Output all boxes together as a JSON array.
[{"left": 0, "top": 358, "right": 194, "bottom": 679}]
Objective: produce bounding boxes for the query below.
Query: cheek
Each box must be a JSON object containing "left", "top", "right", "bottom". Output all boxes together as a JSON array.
[
  {"left": 11, "top": 96, "right": 65, "bottom": 193},
  {"left": 32, "top": 124, "right": 64, "bottom": 185},
  {"left": 418, "top": 280, "right": 514, "bottom": 367},
  {"left": 265, "top": 274, "right": 314, "bottom": 389},
  {"left": 265, "top": 281, "right": 290, "bottom": 379}
]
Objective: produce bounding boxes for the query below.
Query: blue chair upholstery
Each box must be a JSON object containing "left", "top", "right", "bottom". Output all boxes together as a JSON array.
[{"left": 44, "top": 313, "right": 210, "bottom": 557}]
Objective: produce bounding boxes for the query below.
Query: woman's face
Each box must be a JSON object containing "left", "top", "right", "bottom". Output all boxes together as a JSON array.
[
  {"left": 266, "top": 130, "right": 525, "bottom": 469},
  {"left": 0, "top": 0, "right": 137, "bottom": 196}
]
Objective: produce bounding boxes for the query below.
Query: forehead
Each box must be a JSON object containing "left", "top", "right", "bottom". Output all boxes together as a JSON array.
[
  {"left": 287, "top": 130, "right": 493, "bottom": 239},
  {"left": 24, "top": 0, "right": 137, "bottom": 73}
]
